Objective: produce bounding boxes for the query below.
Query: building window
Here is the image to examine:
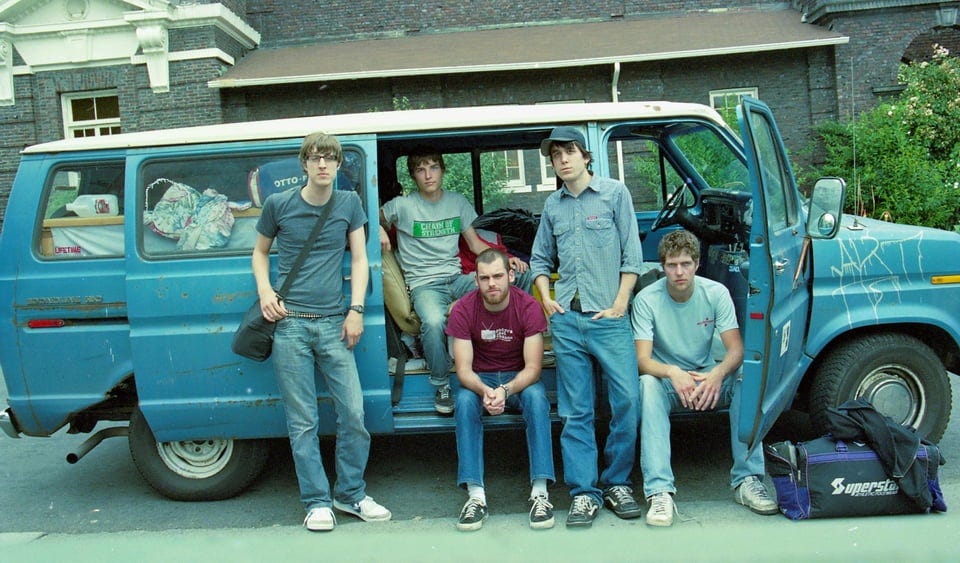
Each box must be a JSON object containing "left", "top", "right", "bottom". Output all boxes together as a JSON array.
[
  {"left": 709, "top": 88, "right": 758, "bottom": 126},
  {"left": 62, "top": 91, "right": 121, "bottom": 139},
  {"left": 502, "top": 150, "right": 528, "bottom": 191},
  {"left": 537, "top": 154, "right": 556, "bottom": 191}
]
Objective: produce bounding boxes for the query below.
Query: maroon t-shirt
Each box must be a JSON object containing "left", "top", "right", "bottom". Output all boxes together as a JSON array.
[{"left": 445, "top": 286, "right": 547, "bottom": 373}]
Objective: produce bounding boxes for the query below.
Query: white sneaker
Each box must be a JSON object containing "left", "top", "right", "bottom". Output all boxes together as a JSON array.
[
  {"left": 734, "top": 476, "right": 779, "bottom": 515},
  {"left": 333, "top": 496, "right": 393, "bottom": 522},
  {"left": 645, "top": 492, "right": 675, "bottom": 527},
  {"left": 304, "top": 507, "right": 336, "bottom": 531}
]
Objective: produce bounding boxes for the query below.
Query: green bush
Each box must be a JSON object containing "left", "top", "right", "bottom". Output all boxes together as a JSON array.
[{"left": 811, "top": 45, "right": 960, "bottom": 231}]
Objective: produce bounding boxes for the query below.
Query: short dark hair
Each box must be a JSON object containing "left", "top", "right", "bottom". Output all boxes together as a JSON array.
[
  {"left": 475, "top": 247, "right": 510, "bottom": 272},
  {"left": 406, "top": 145, "right": 445, "bottom": 178},
  {"left": 658, "top": 229, "right": 700, "bottom": 264}
]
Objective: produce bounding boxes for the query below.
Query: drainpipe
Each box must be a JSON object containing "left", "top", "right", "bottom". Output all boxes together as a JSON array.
[
  {"left": 612, "top": 61, "right": 625, "bottom": 180},
  {"left": 611, "top": 61, "right": 621, "bottom": 103}
]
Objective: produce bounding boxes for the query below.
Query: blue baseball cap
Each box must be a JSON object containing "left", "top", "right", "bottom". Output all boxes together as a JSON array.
[{"left": 540, "top": 126, "right": 587, "bottom": 156}]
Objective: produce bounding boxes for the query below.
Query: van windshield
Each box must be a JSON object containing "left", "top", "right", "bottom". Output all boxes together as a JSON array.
[
  {"left": 668, "top": 124, "right": 749, "bottom": 192},
  {"left": 606, "top": 121, "right": 748, "bottom": 213}
]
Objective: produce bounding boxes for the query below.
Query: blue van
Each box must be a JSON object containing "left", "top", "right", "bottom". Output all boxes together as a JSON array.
[{"left": 1, "top": 100, "right": 958, "bottom": 500}]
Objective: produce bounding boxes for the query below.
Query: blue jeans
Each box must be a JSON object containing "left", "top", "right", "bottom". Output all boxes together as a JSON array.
[
  {"left": 455, "top": 373, "right": 555, "bottom": 488},
  {"left": 273, "top": 316, "right": 370, "bottom": 511},
  {"left": 639, "top": 372, "right": 765, "bottom": 499},
  {"left": 410, "top": 273, "right": 478, "bottom": 387},
  {"left": 550, "top": 313, "right": 639, "bottom": 502}
]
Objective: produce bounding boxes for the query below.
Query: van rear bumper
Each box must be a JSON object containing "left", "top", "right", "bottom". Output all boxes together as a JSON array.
[{"left": 0, "top": 409, "right": 20, "bottom": 438}]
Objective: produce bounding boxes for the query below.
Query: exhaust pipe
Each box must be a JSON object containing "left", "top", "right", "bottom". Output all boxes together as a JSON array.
[{"left": 66, "top": 426, "right": 129, "bottom": 464}]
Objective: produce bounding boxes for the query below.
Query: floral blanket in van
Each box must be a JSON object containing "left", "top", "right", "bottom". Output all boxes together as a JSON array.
[{"left": 143, "top": 178, "right": 235, "bottom": 250}]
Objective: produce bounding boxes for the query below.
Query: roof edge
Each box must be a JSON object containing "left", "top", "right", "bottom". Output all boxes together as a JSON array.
[{"left": 208, "top": 36, "right": 849, "bottom": 89}]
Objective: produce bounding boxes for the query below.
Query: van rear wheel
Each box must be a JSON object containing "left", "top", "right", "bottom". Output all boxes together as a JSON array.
[
  {"left": 809, "top": 333, "right": 951, "bottom": 442},
  {"left": 128, "top": 408, "right": 270, "bottom": 501}
]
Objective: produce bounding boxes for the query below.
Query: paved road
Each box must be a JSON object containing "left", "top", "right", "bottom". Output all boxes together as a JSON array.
[{"left": 1, "top": 374, "right": 958, "bottom": 561}]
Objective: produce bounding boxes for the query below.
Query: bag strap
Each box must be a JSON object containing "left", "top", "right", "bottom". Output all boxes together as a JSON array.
[
  {"left": 276, "top": 190, "right": 336, "bottom": 300},
  {"left": 384, "top": 312, "right": 408, "bottom": 406}
]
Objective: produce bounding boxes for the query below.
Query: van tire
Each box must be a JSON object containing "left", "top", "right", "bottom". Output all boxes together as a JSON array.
[
  {"left": 128, "top": 408, "right": 270, "bottom": 501},
  {"left": 809, "top": 333, "right": 951, "bottom": 442}
]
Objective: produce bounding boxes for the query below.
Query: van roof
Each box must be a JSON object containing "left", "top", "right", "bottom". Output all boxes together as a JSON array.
[{"left": 24, "top": 101, "right": 727, "bottom": 154}]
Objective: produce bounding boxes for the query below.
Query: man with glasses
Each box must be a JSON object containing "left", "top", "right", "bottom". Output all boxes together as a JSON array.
[
  {"left": 631, "top": 229, "right": 778, "bottom": 527},
  {"left": 379, "top": 145, "right": 530, "bottom": 414},
  {"left": 253, "top": 131, "right": 391, "bottom": 531}
]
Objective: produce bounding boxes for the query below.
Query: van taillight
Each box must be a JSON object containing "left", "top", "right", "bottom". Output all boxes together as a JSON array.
[{"left": 27, "top": 319, "right": 65, "bottom": 329}]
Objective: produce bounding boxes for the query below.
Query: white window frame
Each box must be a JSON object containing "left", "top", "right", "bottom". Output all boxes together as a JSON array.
[
  {"left": 709, "top": 87, "right": 758, "bottom": 125},
  {"left": 61, "top": 90, "right": 121, "bottom": 139},
  {"left": 501, "top": 149, "right": 529, "bottom": 192},
  {"left": 536, "top": 154, "right": 558, "bottom": 192}
]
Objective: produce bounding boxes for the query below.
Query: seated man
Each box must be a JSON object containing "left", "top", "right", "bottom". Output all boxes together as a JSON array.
[
  {"left": 631, "top": 229, "right": 778, "bottom": 527},
  {"left": 379, "top": 146, "right": 530, "bottom": 414},
  {"left": 445, "top": 248, "right": 555, "bottom": 531}
]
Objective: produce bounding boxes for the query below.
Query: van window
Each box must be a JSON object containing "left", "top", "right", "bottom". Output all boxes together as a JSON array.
[
  {"left": 745, "top": 111, "right": 797, "bottom": 231},
  {"left": 139, "top": 148, "right": 364, "bottom": 257},
  {"left": 38, "top": 162, "right": 125, "bottom": 259},
  {"left": 395, "top": 148, "right": 556, "bottom": 216},
  {"left": 607, "top": 137, "right": 677, "bottom": 212},
  {"left": 486, "top": 148, "right": 557, "bottom": 214},
  {"left": 669, "top": 124, "right": 749, "bottom": 193}
]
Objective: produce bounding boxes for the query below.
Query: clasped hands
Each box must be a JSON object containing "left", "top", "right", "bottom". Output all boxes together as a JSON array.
[
  {"left": 482, "top": 385, "right": 507, "bottom": 416},
  {"left": 671, "top": 367, "right": 723, "bottom": 411}
]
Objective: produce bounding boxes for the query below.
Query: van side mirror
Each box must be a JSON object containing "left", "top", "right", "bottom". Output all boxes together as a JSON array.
[{"left": 806, "top": 177, "right": 845, "bottom": 239}]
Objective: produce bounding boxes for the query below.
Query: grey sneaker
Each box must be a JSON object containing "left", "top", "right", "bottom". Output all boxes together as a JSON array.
[
  {"left": 529, "top": 494, "right": 555, "bottom": 529},
  {"left": 457, "top": 497, "right": 487, "bottom": 531},
  {"left": 602, "top": 485, "right": 643, "bottom": 519},
  {"left": 333, "top": 496, "right": 392, "bottom": 522},
  {"left": 645, "top": 492, "right": 675, "bottom": 527},
  {"left": 435, "top": 384, "right": 454, "bottom": 414},
  {"left": 734, "top": 476, "right": 779, "bottom": 515},
  {"left": 303, "top": 506, "right": 336, "bottom": 531},
  {"left": 566, "top": 494, "right": 600, "bottom": 528}
]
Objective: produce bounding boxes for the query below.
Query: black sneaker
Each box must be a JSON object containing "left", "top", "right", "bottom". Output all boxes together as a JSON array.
[
  {"left": 435, "top": 384, "right": 454, "bottom": 414},
  {"left": 602, "top": 485, "right": 643, "bottom": 519},
  {"left": 457, "top": 497, "right": 487, "bottom": 531},
  {"left": 529, "top": 494, "right": 555, "bottom": 529},
  {"left": 566, "top": 494, "right": 600, "bottom": 528}
]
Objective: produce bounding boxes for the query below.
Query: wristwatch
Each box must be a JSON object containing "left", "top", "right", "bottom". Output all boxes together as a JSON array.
[
  {"left": 348, "top": 305, "right": 364, "bottom": 314},
  {"left": 498, "top": 384, "right": 510, "bottom": 399}
]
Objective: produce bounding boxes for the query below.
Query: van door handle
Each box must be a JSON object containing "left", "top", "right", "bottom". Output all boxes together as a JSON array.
[{"left": 774, "top": 258, "right": 789, "bottom": 275}]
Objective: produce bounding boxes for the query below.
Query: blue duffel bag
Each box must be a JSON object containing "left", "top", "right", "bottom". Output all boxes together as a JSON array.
[{"left": 764, "top": 436, "right": 947, "bottom": 520}]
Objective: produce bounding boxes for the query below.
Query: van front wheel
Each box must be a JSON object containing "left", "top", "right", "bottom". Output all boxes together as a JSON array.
[
  {"left": 809, "top": 333, "right": 951, "bottom": 442},
  {"left": 128, "top": 408, "right": 270, "bottom": 501}
]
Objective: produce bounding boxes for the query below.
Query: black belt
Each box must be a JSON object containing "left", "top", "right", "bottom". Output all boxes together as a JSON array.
[{"left": 286, "top": 310, "right": 345, "bottom": 319}]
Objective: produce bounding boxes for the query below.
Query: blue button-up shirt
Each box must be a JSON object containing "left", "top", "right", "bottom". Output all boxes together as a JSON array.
[{"left": 530, "top": 174, "right": 643, "bottom": 313}]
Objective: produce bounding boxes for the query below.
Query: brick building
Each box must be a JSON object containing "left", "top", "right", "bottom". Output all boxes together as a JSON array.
[{"left": 0, "top": 0, "right": 957, "bottom": 226}]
